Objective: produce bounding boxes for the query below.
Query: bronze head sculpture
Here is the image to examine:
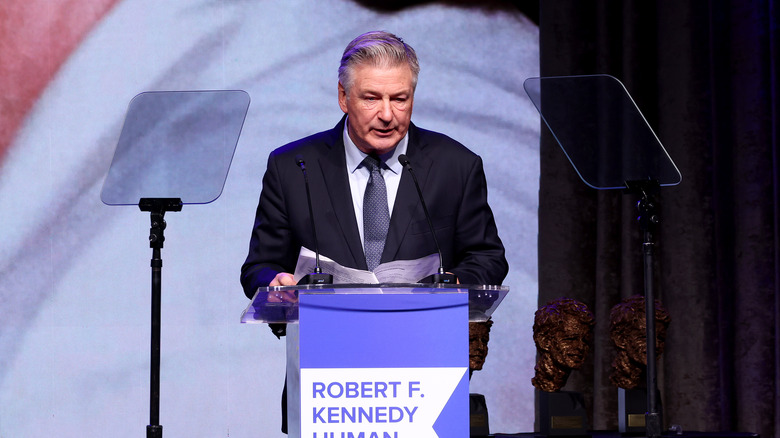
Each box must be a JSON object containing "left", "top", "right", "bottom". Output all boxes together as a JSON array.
[
  {"left": 469, "top": 319, "right": 493, "bottom": 378},
  {"left": 609, "top": 295, "right": 671, "bottom": 389},
  {"left": 532, "top": 298, "right": 595, "bottom": 392}
]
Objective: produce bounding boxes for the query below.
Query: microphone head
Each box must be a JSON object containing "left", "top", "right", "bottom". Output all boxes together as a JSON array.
[
  {"left": 398, "top": 154, "right": 410, "bottom": 167},
  {"left": 295, "top": 155, "right": 305, "bottom": 169}
]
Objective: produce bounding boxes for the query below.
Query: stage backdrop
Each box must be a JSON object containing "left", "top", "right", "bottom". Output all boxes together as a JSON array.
[{"left": 0, "top": 1, "right": 539, "bottom": 436}]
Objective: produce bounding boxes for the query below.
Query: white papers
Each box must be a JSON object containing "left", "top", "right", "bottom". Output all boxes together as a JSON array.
[{"left": 293, "top": 247, "right": 439, "bottom": 284}]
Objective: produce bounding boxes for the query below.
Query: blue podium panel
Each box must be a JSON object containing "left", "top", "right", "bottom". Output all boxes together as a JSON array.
[{"left": 296, "top": 292, "right": 469, "bottom": 438}]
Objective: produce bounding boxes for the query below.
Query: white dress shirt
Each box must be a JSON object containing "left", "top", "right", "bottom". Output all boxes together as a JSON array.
[{"left": 342, "top": 116, "right": 409, "bottom": 244}]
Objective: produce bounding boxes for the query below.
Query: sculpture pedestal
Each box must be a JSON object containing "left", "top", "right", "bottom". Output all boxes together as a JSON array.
[
  {"left": 470, "top": 393, "right": 490, "bottom": 437},
  {"left": 536, "top": 390, "right": 589, "bottom": 436},
  {"left": 618, "top": 388, "right": 663, "bottom": 435}
]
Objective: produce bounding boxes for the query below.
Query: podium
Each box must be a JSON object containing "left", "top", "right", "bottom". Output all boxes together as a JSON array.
[{"left": 241, "top": 284, "right": 508, "bottom": 438}]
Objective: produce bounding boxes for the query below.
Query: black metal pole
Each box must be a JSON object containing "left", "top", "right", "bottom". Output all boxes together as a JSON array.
[
  {"left": 139, "top": 198, "right": 181, "bottom": 438},
  {"left": 633, "top": 183, "right": 661, "bottom": 438},
  {"left": 642, "top": 233, "right": 661, "bottom": 438},
  {"left": 148, "top": 248, "right": 163, "bottom": 437},
  {"left": 147, "top": 212, "right": 165, "bottom": 438}
]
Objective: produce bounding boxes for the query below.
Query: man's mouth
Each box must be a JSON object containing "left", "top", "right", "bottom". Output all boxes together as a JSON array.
[{"left": 373, "top": 127, "right": 394, "bottom": 136}]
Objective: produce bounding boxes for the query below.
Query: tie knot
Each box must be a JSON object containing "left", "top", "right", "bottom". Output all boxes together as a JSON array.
[{"left": 363, "top": 155, "right": 382, "bottom": 171}]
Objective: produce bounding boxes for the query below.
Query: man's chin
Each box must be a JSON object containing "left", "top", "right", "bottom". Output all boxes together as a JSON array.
[{"left": 364, "top": 137, "right": 401, "bottom": 154}]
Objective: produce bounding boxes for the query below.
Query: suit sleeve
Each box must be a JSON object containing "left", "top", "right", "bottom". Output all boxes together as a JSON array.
[
  {"left": 240, "top": 152, "right": 300, "bottom": 299},
  {"left": 449, "top": 155, "right": 509, "bottom": 286}
]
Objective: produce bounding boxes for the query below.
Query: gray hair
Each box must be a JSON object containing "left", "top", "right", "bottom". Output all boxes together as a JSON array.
[{"left": 338, "top": 31, "right": 420, "bottom": 92}]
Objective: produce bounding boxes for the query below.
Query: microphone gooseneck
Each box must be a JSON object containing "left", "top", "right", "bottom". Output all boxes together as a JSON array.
[
  {"left": 398, "top": 154, "right": 456, "bottom": 284},
  {"left": 295, "top": 155, "right": 333, "bottom": 285},
  {"left": 296, "top": 156, "right": 322, "bottom": 273}
]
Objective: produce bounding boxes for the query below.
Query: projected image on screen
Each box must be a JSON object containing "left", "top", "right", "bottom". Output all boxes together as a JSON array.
[{"left": 0, "top": 1, "right": 539, "bottom": 436}]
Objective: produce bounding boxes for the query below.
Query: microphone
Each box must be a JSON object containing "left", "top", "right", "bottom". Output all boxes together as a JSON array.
[
  {"left": 398, "top": 154, "right": 457, "bottom": 284},
  {"left": 295, "top": 155, "right": 333, "bottom": 285}
]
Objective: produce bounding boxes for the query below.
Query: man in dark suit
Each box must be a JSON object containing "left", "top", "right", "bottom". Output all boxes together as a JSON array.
[
  {"left": 241, "top": 30, "right": 507, "bottom": 295},
  {"left": 240, "top": 31, "right": 509, "bottom": 433}
]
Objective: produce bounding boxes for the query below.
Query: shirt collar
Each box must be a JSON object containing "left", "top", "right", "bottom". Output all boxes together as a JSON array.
[{"left": 343, "top": 115, "right": 407, "bottom": 175}]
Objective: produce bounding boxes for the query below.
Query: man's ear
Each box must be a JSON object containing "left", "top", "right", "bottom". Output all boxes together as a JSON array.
[{"left": 338, "top": 82, "right": 348, "bottom": 113}]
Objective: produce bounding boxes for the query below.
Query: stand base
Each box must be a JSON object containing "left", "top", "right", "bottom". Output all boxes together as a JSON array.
[
  {"left": 470, "top": 393, "right": 490, "bottom": 437},
  {"left": 146, "top": 424, "right": 162, "bottom": 438},
  {"left": 297, "top": 272, "right": 333, "bottom": 285},
  {"left": 536, "top": 390, "right": 589, "bottom": 436},
  {"left": 419, "top": 272, "right": 458, "bottom": 284}
]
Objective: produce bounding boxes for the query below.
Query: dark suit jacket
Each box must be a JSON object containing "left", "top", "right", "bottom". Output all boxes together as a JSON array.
[{"left": 241, "top": 117, "right": 508, "bottom": 298}]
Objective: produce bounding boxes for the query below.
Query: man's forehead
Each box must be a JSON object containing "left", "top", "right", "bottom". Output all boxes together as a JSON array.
[
  {"left": 351, "top": 64, "right": 413, "bottom": 84},
  {"left": 558, "top": 321, "right": 590, "bottom": 335}
]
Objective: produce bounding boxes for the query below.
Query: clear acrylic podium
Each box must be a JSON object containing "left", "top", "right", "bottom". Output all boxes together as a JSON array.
[{"left": 241, "top": 283, "right": 508, "bottom": 438}]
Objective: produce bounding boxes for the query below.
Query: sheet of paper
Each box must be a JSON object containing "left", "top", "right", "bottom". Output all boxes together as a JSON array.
[
  {"left": 373, "top": 253, "right": 440, "bottom": 283},
  {"left": 293, "top": 247, "right": 439, "bottom": 284},
  {"left": 293, "top": 248, "right": 377, "bottom": 284}
]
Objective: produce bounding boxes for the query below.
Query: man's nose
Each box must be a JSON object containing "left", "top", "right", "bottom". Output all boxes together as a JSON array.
[{"left": 377, "top": 99, "right": 392, "bottom": 121}]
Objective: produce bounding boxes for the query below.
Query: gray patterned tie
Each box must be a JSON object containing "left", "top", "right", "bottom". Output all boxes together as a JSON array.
[{"left": 362, "top": 155, "right": 390, "bottom": 271}]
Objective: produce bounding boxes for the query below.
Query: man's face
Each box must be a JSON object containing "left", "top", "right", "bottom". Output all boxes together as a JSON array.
[
  {"left": 338, "top": 63, "right": 414, "bottom": 155},
  {"left": 548, "top": 323, "right": 591, "bottom": 369},
  {"left": 619, "top": 321, "right": 668, "bottom": 364},
  {"left": 469, "top": 323, "right": 491, "bottom": 371}
]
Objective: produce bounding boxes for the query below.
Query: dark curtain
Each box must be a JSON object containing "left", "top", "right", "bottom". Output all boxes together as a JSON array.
[{"left": 537, "top": 1, "right": 779, "bottom": 438}]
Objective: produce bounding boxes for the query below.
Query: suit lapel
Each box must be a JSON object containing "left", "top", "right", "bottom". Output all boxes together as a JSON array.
[
  {"left": 382, "top": 123, "right": 431, "bottom": 263},
  {"left": 318, "top": 120, "right": 368, "bottom": 270}
]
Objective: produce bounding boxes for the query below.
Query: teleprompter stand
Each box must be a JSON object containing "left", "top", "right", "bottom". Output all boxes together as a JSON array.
[
  {"left": 101, "top": 90, "right": 250, "bottom": 437},
  {"left": 624, "top": 180, "right": 663, "bottom": 436},
  {"left": 524, "top": 75, "right": 682, "bottom": 438},
  {"left": 139, "top": 197, "right": 182, "bottom": 438}
]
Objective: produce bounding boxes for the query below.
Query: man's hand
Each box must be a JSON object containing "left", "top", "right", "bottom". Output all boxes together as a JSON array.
[
  {"left": 270, "top": 272, "right": 295, "bottom": 286},
  {"left": 267, "top": 272, "right": 297, "bottom": 302}
]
